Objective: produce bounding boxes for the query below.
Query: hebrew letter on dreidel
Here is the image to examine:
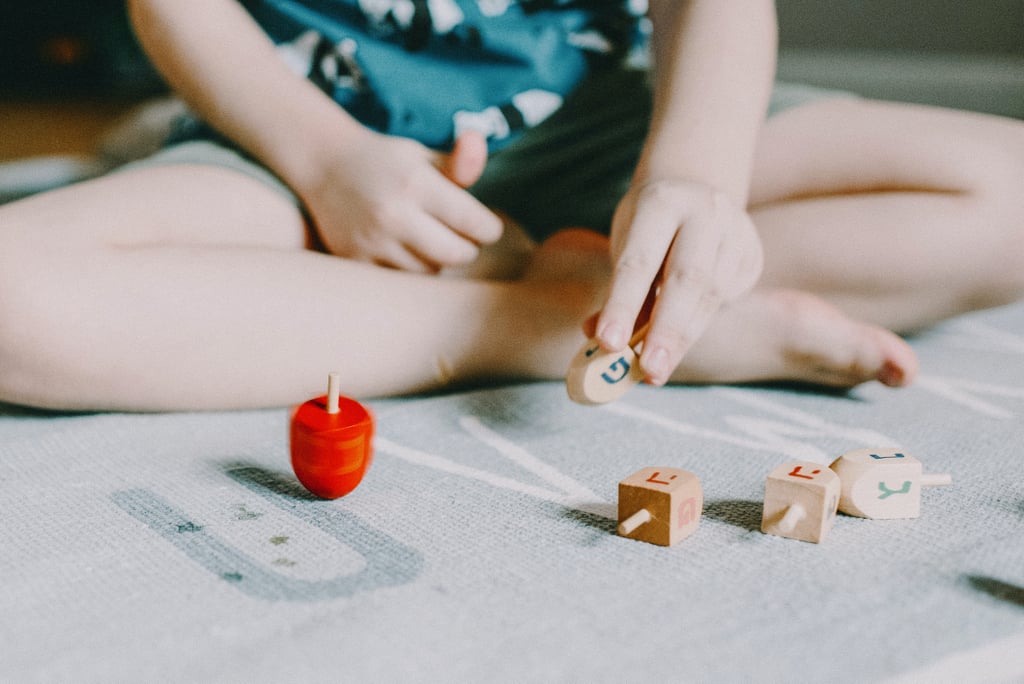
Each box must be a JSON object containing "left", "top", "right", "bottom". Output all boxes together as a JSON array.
[
  {"left": 788, "top": 465, "right": 820, "bottom": 480},
  {"left": 601, "top": 357, "right": 631, "bottom": 384},
  {"left": 678, "top": 497, "right": 699, "bottom": 528},
  {"left": 878, "top": 480, "right": 912, "bottom": 499},
  {"left": 871, "top": 452, "right": 906, "bottom": 460},
  {"left": 646, "top": 471, "right": 677, "bottom": 486}
]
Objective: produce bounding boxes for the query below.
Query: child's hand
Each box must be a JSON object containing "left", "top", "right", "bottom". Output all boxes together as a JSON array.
[
  {"left": 302, "top": 130, "right": 503, "bottom": 272},
  {"left": 595, "top": 178, "right": 764, "bottom": 385}
]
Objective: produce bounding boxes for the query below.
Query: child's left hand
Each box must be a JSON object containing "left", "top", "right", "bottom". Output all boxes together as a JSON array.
[{"left": 594, "top": 177, "right": 764, "bottom": 385}]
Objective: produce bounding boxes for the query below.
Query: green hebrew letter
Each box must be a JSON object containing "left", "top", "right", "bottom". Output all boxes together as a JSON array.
[{"left": 878, "top": 480, "right": 912, "bottom": 499}]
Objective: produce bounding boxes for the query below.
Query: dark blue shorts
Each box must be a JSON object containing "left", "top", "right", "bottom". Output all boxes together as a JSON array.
[{"left": 125, "top": 70, "right": 852, "bottom": 242}]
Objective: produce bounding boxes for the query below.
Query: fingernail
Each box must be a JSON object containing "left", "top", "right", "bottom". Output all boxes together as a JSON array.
[
  {"left": 599, "top": 323, "right": 627, "bottom": 349},
  {"left": 879, "top": 360, "right": 905, "bottom": 387},
  {"left": 644, "top": 347, "right": 670, "bottom": 385}
]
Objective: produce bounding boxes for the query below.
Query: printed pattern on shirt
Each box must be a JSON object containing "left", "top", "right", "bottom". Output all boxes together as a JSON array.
[{"left": 242, "top": 0, "right": 650, "bottom": 150}]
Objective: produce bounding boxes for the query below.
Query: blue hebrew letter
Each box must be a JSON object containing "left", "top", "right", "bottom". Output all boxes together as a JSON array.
[{"left": 601, "top": 357, "right": 630, "bottom": 384}]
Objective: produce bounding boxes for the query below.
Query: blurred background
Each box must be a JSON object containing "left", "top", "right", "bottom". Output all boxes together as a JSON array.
[
  {"left": 777, "top": 0, "right": 1024, "bottom": 119},
  {"left": 0, "top": 0, "right": 1022, "bottom": 165},
  {"left": 0, "top": 0, "right": 160, "bottom": 162}
]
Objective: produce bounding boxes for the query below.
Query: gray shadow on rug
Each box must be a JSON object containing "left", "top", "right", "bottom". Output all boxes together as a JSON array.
[
  {"left": 222, "top": 461, "right": 321, "bottom": 501},
  {"left": 702, "top": 499, "right": 764, "bottom": 533},
  {"left": 965, "top": 575, "right": 1024, "bottom": 610}
]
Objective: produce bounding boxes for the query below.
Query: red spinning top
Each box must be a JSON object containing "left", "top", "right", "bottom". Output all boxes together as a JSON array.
[{"left": 290, "top": 372, "right": 374, "bottom": 499}]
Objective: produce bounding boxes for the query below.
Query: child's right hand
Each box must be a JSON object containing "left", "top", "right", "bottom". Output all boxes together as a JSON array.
[
  {"left": 127, "top": 0, "right": 501, "bottom": 274},
  {"left": 301, "top": 129, "right": 504, "bottom": 273}
]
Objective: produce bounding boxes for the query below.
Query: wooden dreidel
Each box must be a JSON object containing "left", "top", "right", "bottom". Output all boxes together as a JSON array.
[
  {"left": 567, "top": 324, "right": 649, "bottom": 405},
  {"left": 829, "top": 448, "right": 952, "bottom": 519},
  {"left": 617, "top": 467, "right": 703, "bottom": 546},
  {"left": 761, "top": 461, "right": 840, "bottom": 543},
  {"left": 290, "top": 372, "right": 374, "bottom": 499}
]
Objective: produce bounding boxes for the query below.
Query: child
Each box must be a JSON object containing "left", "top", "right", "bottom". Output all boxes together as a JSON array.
[{"left": 0, "top": 0, "right": 1021, "bottom": 411}]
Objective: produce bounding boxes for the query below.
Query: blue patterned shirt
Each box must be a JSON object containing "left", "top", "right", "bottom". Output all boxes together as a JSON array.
[{"left": 240, "top": 0, "right": 649, "bottom": 151}]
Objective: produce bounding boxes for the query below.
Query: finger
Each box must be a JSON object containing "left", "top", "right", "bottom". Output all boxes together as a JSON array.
[
  {"left": 396, "top": 212, "right": 483, "bottom": 268},
  {"left": 711, "top": 237, "right": 746, "bottom": 302},
  {"left": 596, "top": 197, "right": 680, "bottom": 350},
  {"left": 638, "top": 283, "right": 657, "bottom": 330},
  {"left": 714, "top": 211, "right": 763, "bottom": 301},
  {"left": 645, "top": 288, "right": 722, "bottom": 386},
  {"left": 425, "top": 181, "right": 504, "bottom": 246},
  {"left": 638, "top": 207, "right": 723, "bottom": 384},
  {"left": 583, "top": 284, "right": 654, "bottom": 341},
  {"left": 369, "top": 239, "right": 442, "bottom": 274},
  {"left": 436, "top": 131, "right": 488, "bottom": 188}
]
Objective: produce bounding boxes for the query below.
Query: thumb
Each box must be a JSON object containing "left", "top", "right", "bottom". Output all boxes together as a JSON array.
[{"left": 438, "top": 131, "right": 488, "bottom": 188}]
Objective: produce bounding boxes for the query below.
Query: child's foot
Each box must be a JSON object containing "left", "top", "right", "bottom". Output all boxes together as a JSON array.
[
  {"left": 521, "top": 227, "right": 613, "bottom": 284},
  {"left": 522, "top": 229, "right": 918, "bottom": 389},
  {"left": 671, "top": 289, "right": 918, "bottom": 388}
]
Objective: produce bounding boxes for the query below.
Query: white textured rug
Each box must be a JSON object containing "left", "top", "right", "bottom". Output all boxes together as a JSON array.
[{"left": 3, "top": 302, "right": 1024, "bottom": 683}]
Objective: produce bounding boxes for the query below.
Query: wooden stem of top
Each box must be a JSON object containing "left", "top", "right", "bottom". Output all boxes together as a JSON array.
[{"left": 327, "top": 372, "right": 341, "bottom": 415}]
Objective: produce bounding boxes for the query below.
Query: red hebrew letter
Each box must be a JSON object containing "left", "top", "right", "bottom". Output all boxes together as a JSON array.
[
  {"left": 678, "top": 497, "right": 698, "bottom": 527},
  {"left": 788, "top": 465, "right": 820, "bottom": 480},
  {"left": 646, "top": 471, "right": 677, "bottom": 486}
]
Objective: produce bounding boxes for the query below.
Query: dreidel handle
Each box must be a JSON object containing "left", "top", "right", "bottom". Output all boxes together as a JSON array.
[
  {"left": 626, "top": 322, "right": 651, "bottom": 352},
  {"left": 777, "top": 504, "right": 806, "bottom": 533},
  {"left": 618, "top": 508, "right": 652, "bottom": 536},
  {"left": 921, "top": 473, "right": 952, "bottom": 487}
]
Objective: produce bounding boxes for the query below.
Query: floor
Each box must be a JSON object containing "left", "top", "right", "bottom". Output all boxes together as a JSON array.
[{"left": 0, "top": 99, "right": 136, "bottom": 161}]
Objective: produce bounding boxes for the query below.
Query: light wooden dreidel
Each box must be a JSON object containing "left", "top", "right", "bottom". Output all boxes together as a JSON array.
[
  {"left": 617, "top": 467, "right": 703, "bottom": 546},
  {"left": 761, "top": 461, "right": 840, "bottom": 543},
  {"left": 828, "top": 448, "right": 952, "bottom": 519},
  {"left": 290, "top": 372, "right": 374, "bottom": 499},
  {"left": 566, "top": 324, "right": 649, "bottom": 405}
]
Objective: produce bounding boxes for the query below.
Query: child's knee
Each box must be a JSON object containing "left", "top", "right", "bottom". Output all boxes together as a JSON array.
[
  {"left": 0, "top": 225, "right": 74, "bottom": 407},
  {"left": 969, "top": 141, "right": 1024, "bottom": 303}
]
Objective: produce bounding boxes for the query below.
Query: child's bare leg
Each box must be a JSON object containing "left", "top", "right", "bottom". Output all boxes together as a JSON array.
[
  {"left": 0, "top": 166, "right": 933, "bottom": 412},
  {"left": 0, "top": 166, "right": 591, "bottom": 411},
  {"left": 750, "top": 98, "right": 1024, "bottom": 332},
  {"left": 0, "top": 162, "right": 909, "bottom": 413},
  {"left": 5, "top": 97, "right": 1021, "bottom": 411}
]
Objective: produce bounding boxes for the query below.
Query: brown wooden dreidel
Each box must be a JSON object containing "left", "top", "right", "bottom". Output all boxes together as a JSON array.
[
  {"left": 761, "top": 461, "right": 841, "bottom": 543},
  {"left": 617, "top": 466, "right": 703, "bottom": 546},
  {"left": 290, "top": 372, "right": 374, "bottom": 499},
  {"left": 828, "top": 448, "right": 952, "bottom": 519},
  {"left": 566, "top": 324, "right": 649, "bottom": 405}
]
